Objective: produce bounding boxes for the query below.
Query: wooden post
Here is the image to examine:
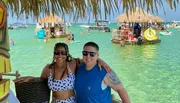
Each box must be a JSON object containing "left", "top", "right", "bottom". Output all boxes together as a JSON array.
[{"left": 16, "top": 71, "right": 19, "bottom": 79}]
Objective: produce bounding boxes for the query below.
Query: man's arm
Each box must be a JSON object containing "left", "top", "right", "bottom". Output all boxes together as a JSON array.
[
  {"left": 104, "top": 70, "right": 130, "bottom": 103},
  {"left": 76, "top": 58, "right": 111, "bottom": 72}
]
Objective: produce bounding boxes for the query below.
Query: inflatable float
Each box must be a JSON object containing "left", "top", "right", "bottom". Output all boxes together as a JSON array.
[
  {"left": 71, "top": 40, "right": 80, "bottom": 44},
  {"left": 144, "top": 28, "right": 158, "bottom": 41},
  {"left": 64, "top": 40, "right": 80, "bottom": 44},
  {"left": 37, "top": 29, "right": 46, "bottom": 39},
  {"left": 159, "top": 31, "right": 172, "bottom": 36}
]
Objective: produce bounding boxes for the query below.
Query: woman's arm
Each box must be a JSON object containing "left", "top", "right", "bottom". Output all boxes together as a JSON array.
[
  {"left": 13, "top": 65, "right": 49, "bottom": 83},
  {"left": 13, "top": 76, "right": 35, "bottom": 83},
  {"left": 40, "top": 65, "right": 50, "bottom": 79}
]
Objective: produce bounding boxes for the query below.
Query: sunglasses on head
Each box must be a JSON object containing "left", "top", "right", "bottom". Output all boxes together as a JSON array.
[
  {"left": 82, "top": 51, "right": 97, "bottom": 57},
  {"left": 54, "top": 51, "right": 67, "bottom": 55}
]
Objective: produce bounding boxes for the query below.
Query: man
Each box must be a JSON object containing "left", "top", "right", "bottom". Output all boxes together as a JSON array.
[{"left": 75, "top": 42, "right": 130, "bottom": 103}]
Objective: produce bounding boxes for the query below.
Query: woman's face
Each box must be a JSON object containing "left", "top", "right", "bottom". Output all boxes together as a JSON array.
[{"left": 54, "top": 46, "right": 68, "bottom": 63}]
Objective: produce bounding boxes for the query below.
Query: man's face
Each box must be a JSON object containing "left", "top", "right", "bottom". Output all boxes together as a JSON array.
[{"left": 82, "top": 46, "right": 99, "bottom": 66}]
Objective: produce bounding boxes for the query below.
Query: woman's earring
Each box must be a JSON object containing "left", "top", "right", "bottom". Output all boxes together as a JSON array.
[{"left": 54, "top": 59, "right": 56, "bottom": 62}]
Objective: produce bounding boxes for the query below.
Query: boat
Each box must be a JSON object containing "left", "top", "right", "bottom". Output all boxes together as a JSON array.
[
  {"left": 8, "top": 22, "right": 30, "bottom": 30},
  {"left": 159, "top": 31, "right": 172, "bottom": 36},
  {"left": 35, "top": 14, "right": 69, "bottom": 39},
  {"left": 65, "top": 22, "right": 72, "bottom": 27},
  {"left": 80, "top": 25, "right": 90, "bottom": 28},
  {"left": 170, "top": 20, "right": 180, "bottom": 28},
  {"left": 112, "top": 38, "right": 161, "bottom": 45},
  {"left": 80, "top": 20, "right": 111, "bottom": 32},
  {"left": 174, "top": 26, "right": 180, "bottom": 28}
]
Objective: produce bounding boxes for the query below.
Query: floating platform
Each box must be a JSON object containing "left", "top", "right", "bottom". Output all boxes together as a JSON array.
[
  {"left": 112, "top": 39, "right": 161, "bottom": 45},
  {"left": 48, "top": 34, "right": 69, "bottom": 38}
]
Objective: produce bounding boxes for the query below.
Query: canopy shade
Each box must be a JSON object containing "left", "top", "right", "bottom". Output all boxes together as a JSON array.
[
  {"left": 38, "top": 14, "right": 64, "bottom": 24},
  {"left": 116, "top": 8, "right": 154, "bottom": 22},
  {"left": 153, "top": 16, "right": 165, "bottom": 22},
  {"left": 4, "top": 0, "right": 179, "bottom": 20}
]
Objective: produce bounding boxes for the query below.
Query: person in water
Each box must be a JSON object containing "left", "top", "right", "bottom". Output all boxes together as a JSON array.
[
  {"left": 9, "top": 38, "right": 15, "bottom": 46},
  {"left": 133, "top": 23, "right": 141, "bottom": 38},
  {"left": 13, "top": 42, "right": 110, "bottom": 103},
  {"left": 50, "top": 26, "right": 55, "bottom": 38},
  {"left": 75, "top": 41, "right": 130, "bottom": 103},
  {"left": 120, "top": 38, "right": 125, "bottom": 47},
  {"left": 71, "top": 34, "right": 75, "bottom": 41},
  {"left": 165, "top": 29, "right": 169, "bottom": 34}
]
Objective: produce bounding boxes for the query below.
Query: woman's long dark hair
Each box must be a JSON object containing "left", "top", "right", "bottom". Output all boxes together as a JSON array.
[{"left": 49, "top": 42, "right": 73, "bottom": 69}]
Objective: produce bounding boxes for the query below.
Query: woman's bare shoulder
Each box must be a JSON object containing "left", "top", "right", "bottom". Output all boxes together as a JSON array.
[
  {"left": 41, "top": 64, "right": 51, "bottom": 78},
  {"left": 43, "top": 64, "right": 50, "bottom": 70}
]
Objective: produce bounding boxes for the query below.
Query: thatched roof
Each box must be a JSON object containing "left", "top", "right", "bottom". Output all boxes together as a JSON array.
[
  {"left": 4, "top": 0, "right": 180, "bottom": 20},
  {"left": 116, "top": 8, "right": 165, "bottom": 23},
  {"left": 38, "top": 14, "right": 64, "bottom": 24},
  {"left": 153, "top": 16, "right": 165, "bottom": 22},
  {"left": 116, "top": 8, "right": 154, "bottom": 22}
]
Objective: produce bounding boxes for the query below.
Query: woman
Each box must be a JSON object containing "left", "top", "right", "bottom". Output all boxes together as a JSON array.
[{"left": 14, "top": 42, "right": 110, "bottom": 103}]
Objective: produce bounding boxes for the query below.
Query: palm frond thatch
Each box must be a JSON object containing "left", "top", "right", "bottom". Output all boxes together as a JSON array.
[
  {"left": 4, "top": 0, "right": 180, "bottom": 20},
  {"left": 153, "top": 16, "right": 164, "bottom": 22},
  {"left": 116, "top": 8, "right": 154, "bottom": 22},
  {"left": 38, "top": 14, "right": 64, "bottom": 24},
  {"left": 116, "top": 8, "right": 165, "bottom": 23}
]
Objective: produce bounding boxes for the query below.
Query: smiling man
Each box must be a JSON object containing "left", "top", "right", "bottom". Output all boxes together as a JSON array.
[{"left": 75, "top": 41, "right": 130, "bottom": 103}]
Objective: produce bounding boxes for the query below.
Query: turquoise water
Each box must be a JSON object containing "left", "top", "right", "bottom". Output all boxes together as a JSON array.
[{"left": 7, "top": 24, "right": 180, "bottom": 103}]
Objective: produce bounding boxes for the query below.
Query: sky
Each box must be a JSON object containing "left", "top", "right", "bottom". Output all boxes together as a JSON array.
[{"left": 8, "top": 2, "right": 180, "bottom": 24}]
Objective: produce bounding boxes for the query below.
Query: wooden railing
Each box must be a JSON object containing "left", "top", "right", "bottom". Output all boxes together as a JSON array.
[{"left": 2, "top": 71, "right": 20, "bottom": 79}]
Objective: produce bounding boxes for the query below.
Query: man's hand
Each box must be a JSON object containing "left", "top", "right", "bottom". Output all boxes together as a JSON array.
[{"left": 97, "top": 58, "right": 111, "bottom": 72}]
